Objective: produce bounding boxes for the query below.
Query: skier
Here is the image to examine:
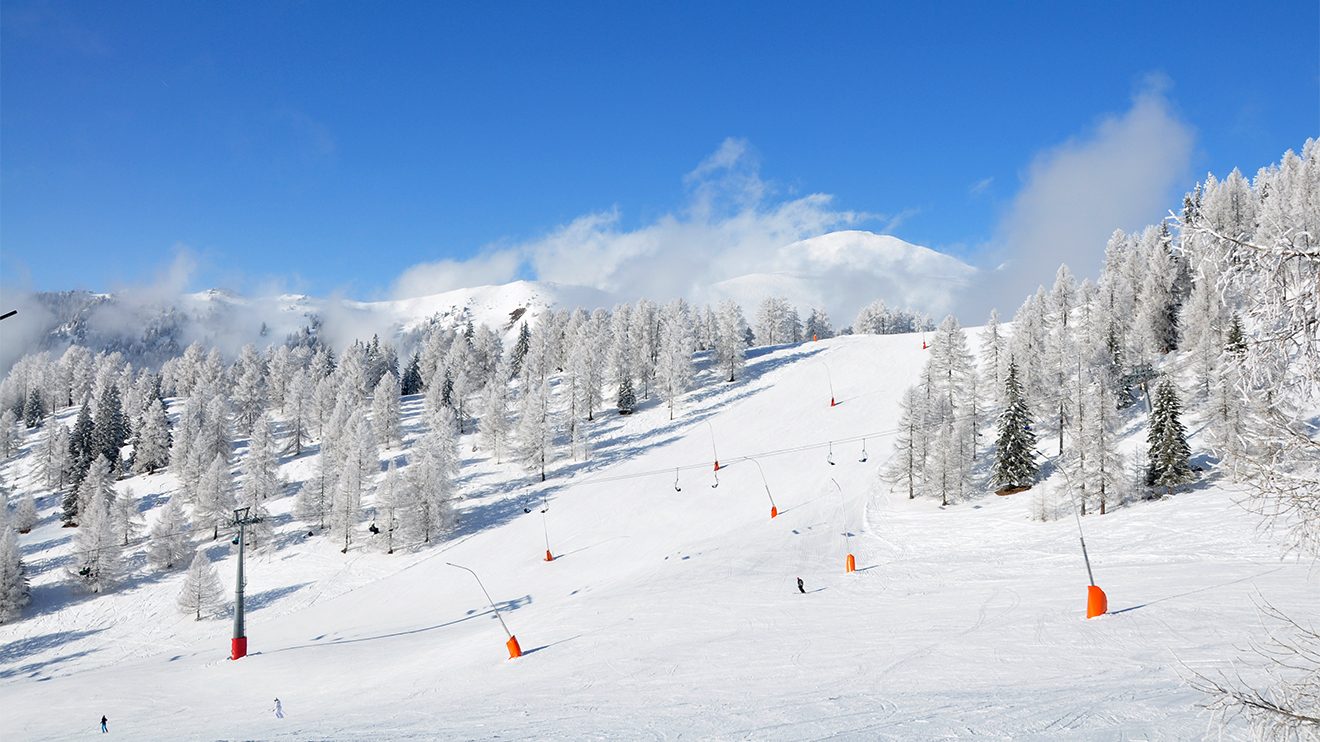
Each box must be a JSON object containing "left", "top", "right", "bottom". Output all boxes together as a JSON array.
[
  {"left": 273, "top": 698, "right": 284, "bottom": 719},
  {"left": 100, "top": 715, "right": 108, "bottom": 733},
  {"left": 797, "top": 577, "right": 805, "bottom": 594}
]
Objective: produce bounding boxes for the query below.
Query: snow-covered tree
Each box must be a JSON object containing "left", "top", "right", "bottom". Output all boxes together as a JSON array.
[
  {"left": 231, "top": 345, "right": 269, "bottom": 436},
  {"left": 71, "top": 454, "right": 115, "bottom": 526},
  {"left": 13, "top": 491, "right": 38, "bottom": 533},
  {"left": 41, "top": 422, "right": 71, "bottom": 493},
  {"left": 509, "top": 322, "right": 531, "bottom": 378},
  {"left": 110, "top": 486, "right": 144, "bottom": 546},
  {"left": 176, "top": 549, "right": 226, "bottom": 620},
  {"left": 754, "top": 296, "right": 795, "bottom": 346},
  {"left": 713, "top": 300, "right": 748, "bottom": 382},
  {"left": 23, "top": 388, "right": 46, "bottom": 429},
  {"left": 91, "top": 382, "right": 128, "bottom": 474},
  {"left": 67, "top": 486, "right": 120, "bottom": 592},
  {"left": 991, "top": 360, "right": 1038, "bottom": 490},
  {"left": 803, "top": 307, "right": 834, "bottom": 340},
  {"left": 146, "top": 496, "right": 193, "bottom": 571},
  {"left": 1145, "top": 377, "right": 1193, "bottom": 497},
  {"left": 887, "top": 386, "right": 925, "bottom": 500},
  {"left": 196, "top": 453, "right": 237, "bottom": 540},
  {"left": 478, "top": 370, "right": 510, "bottom": 464},
  {"left": 401, "top": 352, "right": 424, "bottom": 396},
  {"left": 371, "top": 373, "right": 403, "bottom": 449},
  {"left": 242, "top": 414, "right": 281, "bottom": 502},
  {"left": 0, "top": 509, "right": 30, "bottom": 623},
  {"left": 331, "top": 411, "right": 378, "bottom": 553},
  {"left": 656, "top": 300, "right": 695, "bottom": 420},
  {"left": 980, "top": 309, "right": 1008, "bottom": 409},
  {"left": 132, "top": 398, "right": 172, "bottom": 474},
  {"left": 407, "top": 410, "right": 460, "bottom": 543},
  {"left": 0, "top": 409, "right": 19, "bottom": 459},
  {"left": 67, "top": 400, "right": 96, "bottom": 489},
  {"left": 616, "top": 377, "right": 637, "bottom": 415},
  {"left": 284, "top": 368, "right": 313, "bottom": 456},
  {"left": 1080, "top": 377, "right": 1126, "bottom": 515},
  {"left": 296, "top": 452, "right": 336, "bottom": 531},
  {"left": 567, "top": 314, "right": 605, "bottom": 421},
  {"left": 374, "top": 458, "right": 404, "bottom": 554}
]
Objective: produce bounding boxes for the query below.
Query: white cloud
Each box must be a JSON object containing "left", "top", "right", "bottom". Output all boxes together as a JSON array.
[
  {"left": 392, "top": 249, "right": 523, "bottom": 299},
  {"left": 962, "top": 85, "right": 1194, "bottom": 316},
  {"left": 969, "top": 177, "right": 994, "bottom": 196},
  {"left": 391, "top": 138, "right": 887, "bottom": 312}
]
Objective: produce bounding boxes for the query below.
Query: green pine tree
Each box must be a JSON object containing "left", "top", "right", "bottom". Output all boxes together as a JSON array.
[
  {"left": 617, "top": 377, "right": 636, "bottom": 415},
  {"left": 1225, "top": 313, "right": 1247, "bottom": 356},
  {"left": 510, "top": 323, "right": 531, "bottom": 378},
  {"left": 92, "top": 384, "right": 128, "bottom": 475},
  {"left": 991, "top": 359, "right": 1039, "bottom": 490},
  {"left": 1145, "top": 377, "right": 1193, "bottom": 497}
]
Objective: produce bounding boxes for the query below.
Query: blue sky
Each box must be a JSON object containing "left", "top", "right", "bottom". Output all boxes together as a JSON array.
[{"left": 1, "top": 1, "right": 1316, "bottom": 300}]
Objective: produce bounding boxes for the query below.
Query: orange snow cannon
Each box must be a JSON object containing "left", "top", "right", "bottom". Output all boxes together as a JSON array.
[
  {"left": 506, "top": 635, "right": 523, "bottom": 659},
  {"left": 845, "top": 554, "right": 856, "bottom": 573},
  {"left": 1086, "top": 585, "right": 1108, "bottom": 619}
]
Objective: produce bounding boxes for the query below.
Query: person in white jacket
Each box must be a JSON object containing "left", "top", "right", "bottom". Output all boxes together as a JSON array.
[{"left": 272, "top": 699, "right": 284, "bottom": 719}]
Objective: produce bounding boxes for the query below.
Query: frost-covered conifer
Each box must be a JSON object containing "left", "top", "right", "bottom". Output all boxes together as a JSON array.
[
  {"left": 1081, "top": 378, "right": 1126, "bottom": 514},
  {"left": 146, "top": 496, "right": 193, "bottom": 571},
  {"left": 72, "top": 455, "right": 115, "bottom": 526},
  {"left": 406, "top": 410, "right": 460, "bottom": 543},
  {"left": 331, "top": 411, "right": 377, "bottom": 552},
  {"left": 284, "top": 368, "right": 313, "bottom": 456},
  {"left": 887, "top": 386, "right": 925, "bottom": 500},
  {"left": 401, "top": 353, "right": 424, "bottom": 396},
  {"left": 1146, "top": 377, "right": 1193, "bottom": 497},
  {"left": 371, "top": 373, "right": 403, "bottom": 448},
  {"left": 23, "top": 388, "right": 46, "bottom": 429},
  {"left": 110, "top": 486, "right": 144, "bottom": 546},
  {"left": 991, "top": 360, "right": 1038, "bottom": 490},
  {"left": 979, "top": 309, "right": 1007, "bottom": 409},
  {"left": 375, "top": 458, "right": 403, "bottom": 554},
  {"left": 714, "top": 300, "right": 748, "bottom": 382},
  {"left": 177, "top": 549, "right": 226, "bottom": 620},
  {"left": 67, "top": 487, "right": 120, "bottom": 593},
  {"left": 196, "top": 454, "right": 237, "bottom": 540},
  {"left": 0, "top": 508, "right": 30, "bottom": 622},
  {"left": 656, "top": 300, "right": 694, "bottom": 420},
  {"left": 67, "top": 400, "right": 95, "bottom": 489},
  {"left": 231, "top": 345, "right": 268, "bottom": 436},
  {"left": 133, "top": 398, "right": 172, "bottom": 474},
  {"left": 42, "top": 423, "right": 71, "bottom": 493},
  {"left": 803, "top": 307, "right": 834, "bottom": 340},
  {"left": 13, "top": 491, "right": 38, "bottom": 533},
  {"left": 91, "top": 383, "right": 128, "bottom": 473},
  {"left": 478, "top": 368, "right": 510, "bottom": 464}
]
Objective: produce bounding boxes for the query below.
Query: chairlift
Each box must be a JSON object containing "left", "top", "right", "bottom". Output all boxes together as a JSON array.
[
  {"left": 369, "top": 523, "right": 380, "bottom": 535},
  {"left": 859, "top": 439, "right": 869, "bottom": 463},
  {"left": 827, "top": 441, "right": 836, "bottom": 466},
  {"left": 673, "top": 468, "right": 682, "bottom": 492},
  {"left": 231, "top": 535, "right": 240, "bottom": 546},
  {"left": 711, "top": 469, "right": 720, "bottom": 489},
  {"left": 78, "top": 566, "right": 91, "bottom": 577}
]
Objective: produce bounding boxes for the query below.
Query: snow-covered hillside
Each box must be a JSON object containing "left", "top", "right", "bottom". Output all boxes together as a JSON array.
[
  {"left": 708, "top": 231, "right": 974, "bottom": 321},
  {"left": 2, "top": 333, "right": 1314, "bottom": 740}
]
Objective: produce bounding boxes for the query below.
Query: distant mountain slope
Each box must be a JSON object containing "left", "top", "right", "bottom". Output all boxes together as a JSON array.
[
  {"left": 5, "top": 230, "right": 973, "bottom": 368},
  {"left": 707, "top": 230, "right": 974, "bottom": 325}
]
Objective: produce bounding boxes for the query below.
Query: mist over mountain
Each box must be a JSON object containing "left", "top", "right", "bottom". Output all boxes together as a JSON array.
[{"left": 2, "top": 230, "right": 970, "bottom": 370}]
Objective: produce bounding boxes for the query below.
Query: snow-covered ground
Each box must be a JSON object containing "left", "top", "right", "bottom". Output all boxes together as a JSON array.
[{"left": 2, "top": 334, "right": 1315, "bottom": 740}]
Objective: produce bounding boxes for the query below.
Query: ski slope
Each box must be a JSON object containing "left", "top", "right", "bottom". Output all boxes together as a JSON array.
[{"left": 2, "top": 334, "right": 1316, "bottom": 740}]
